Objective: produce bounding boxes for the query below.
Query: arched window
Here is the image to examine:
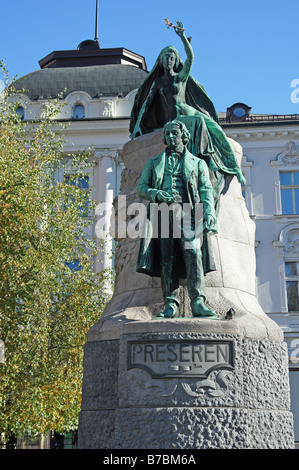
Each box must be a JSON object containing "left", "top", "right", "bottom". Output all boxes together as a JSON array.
[
  {"left": 16, "top": 106, "right": 24, "bottom": 120},
  {"left": 73, "top": 104, "right": 85, "bottom": 120}
]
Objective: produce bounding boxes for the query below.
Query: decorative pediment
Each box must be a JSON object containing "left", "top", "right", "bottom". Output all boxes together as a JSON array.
[
  {"left": 277, "top": 141, "right": 299, "bottom": 165},
  {"left": 284, "top": 228, "right": 299, "bottom": 253}
]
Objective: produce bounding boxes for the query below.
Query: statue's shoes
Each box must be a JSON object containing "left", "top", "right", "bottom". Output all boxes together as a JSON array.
[
  {"left": 157, "top": 304, "right": 178, "bottom": 318},
  {"left": 191, "top": 299, "right": 216, "bottom": 317}
]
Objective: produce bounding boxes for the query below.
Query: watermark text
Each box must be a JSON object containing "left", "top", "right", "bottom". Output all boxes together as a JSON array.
[
  {"left": 290, "top": 79, "right": 299, "bottom": 104},
  {"left": 95, "top": 195, "right": 205, "bottom": 249}
]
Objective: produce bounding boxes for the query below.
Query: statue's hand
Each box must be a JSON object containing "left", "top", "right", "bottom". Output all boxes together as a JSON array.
[
  {"left": 156, "top": 190, "right": 174, "bottom": 203},
  {"left": 204, "top": 215, "right": 215, "bottom": 231},
  {"left": 174, "top": 20, "right": 185, "bottom": 37}
]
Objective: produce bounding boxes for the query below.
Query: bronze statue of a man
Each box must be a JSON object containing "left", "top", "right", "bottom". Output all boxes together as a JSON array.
[{"left": 136, "top": 119, "right": 217, "bottom": 318}]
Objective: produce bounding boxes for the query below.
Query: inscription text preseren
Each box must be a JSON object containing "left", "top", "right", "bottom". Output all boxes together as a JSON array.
[{"left": 127, "top": 340, "right": 234, "bottom": 378}]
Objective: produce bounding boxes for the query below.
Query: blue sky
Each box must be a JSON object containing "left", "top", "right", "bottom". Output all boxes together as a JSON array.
[{"left": 1, "top": 0, "right": 299, "bottom": 115}]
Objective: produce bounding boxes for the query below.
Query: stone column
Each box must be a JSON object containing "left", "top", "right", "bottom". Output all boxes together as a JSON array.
[{"left": 95, "top": 149, "right": 120, "bottom": 272}]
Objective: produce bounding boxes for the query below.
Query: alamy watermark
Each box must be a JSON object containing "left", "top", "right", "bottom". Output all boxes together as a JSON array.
[
  {"left": 95, "top": 195, "right": 205, "bottom": 249},
  {"left": 290, "top": 79, "right": 299, "bottom": 104}
]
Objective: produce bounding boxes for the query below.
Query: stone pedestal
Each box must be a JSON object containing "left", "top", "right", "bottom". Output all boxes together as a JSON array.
[{"left": 78, "top": 131, "right": 294, "bottom": 449}]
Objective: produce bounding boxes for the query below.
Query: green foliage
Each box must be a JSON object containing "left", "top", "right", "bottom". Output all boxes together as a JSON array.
[{"left": 0, "top": 62, "right": 113, "bottom": 438}]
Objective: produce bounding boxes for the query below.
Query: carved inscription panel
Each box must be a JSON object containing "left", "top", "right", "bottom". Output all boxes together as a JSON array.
[{"left": 127, "top": 340, "right": 234, "bottom": 379}]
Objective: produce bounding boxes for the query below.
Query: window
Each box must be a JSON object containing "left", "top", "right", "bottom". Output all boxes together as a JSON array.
[
  {"left": 66, "top": 259, "right": 81, "bottom": 272},
  {"left": 77, "top": 175, "right": 89, "bottom": 216},
  {"left": 16, "top": 106, "right": 24, "bottom": 120},
  {"left": 233, "top": 107, "right": 246, "bottom": 118},
  {"left": 285, "top": 261, "right": 299, "bottom": 311},
  {"left": 65, "top": 174, "right": 89, "bottom": 216},
  {"left": 76, "top": 175, "right": 89, "bottom": 190},
  {"left": 280, "top": 171, "right": 299, "bottom": 214},
  {"left": 73, "top": 104, "right": 85, "bottom": 120},
  {"left": 270, "top": 142, "right": 299, "bottom": 216},
  {"left": 273, "top": 225, "right": 299, "bottom": 313},
  {"left": 226, "top": 102, "right": 251, "bottom": 122}
]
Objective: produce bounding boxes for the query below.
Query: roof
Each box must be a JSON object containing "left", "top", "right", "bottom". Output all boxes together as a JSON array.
[
  {"left": 14, "top": 64, "right": 148, "bottom": 101},
  {"left": 220, "top": 112, "right": 299, "bottom": 126},
  {"left": 38, "top": 47, "right": 147, "bottom": 71}
]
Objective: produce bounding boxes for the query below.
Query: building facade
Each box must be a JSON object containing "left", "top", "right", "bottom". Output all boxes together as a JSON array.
[{"left": 222, "top": 109, "right": 299, "bottom": 446}]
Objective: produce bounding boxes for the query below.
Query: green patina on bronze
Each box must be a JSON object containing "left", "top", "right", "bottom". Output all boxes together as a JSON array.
[
  {"left": 136, "top": 120, "right": 217, "bottom": 318},
  {"left": 129, "top": 20, "right": 245, "bottom": 186}
]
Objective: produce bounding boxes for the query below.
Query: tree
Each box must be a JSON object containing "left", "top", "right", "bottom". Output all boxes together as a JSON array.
[{"left": 0, "top": 63, "right": 112, "bottom": 440}]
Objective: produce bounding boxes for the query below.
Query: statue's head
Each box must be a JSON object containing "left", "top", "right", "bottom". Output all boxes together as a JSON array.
[
  {"left": 158, "top": 46, "right": 182, "bottom": 73},
  {"left": 163, "top": 120, "right": 190, "bottom": 147}
]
